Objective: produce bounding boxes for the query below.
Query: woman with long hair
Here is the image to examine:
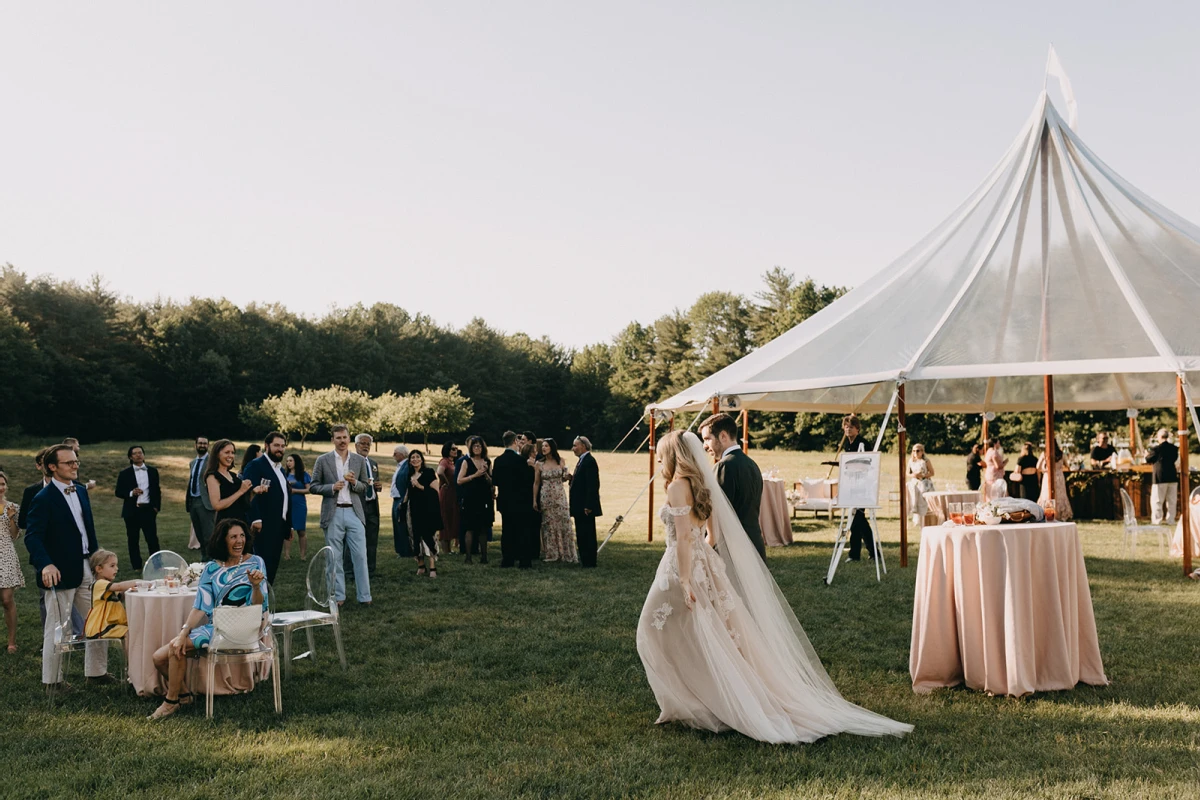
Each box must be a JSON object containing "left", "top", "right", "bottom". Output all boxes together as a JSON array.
[
  {"left": 0, "top": 471, "right": 24, "bottom": 654},
  {"left": 982, "top": 439, "right": 1008, "bottom": 500},
  {"left": 456, "top": 436, "right": 494, "bottom": 565},
  {"left": 906, "top": 444, "right": 935, "bottom": 527},
  {"left": 405, "top": 450, "right": 444, "bottom": 578},
  {"left": 534, "top": 438, "right": 576, "bottom": 563},
  {"left": 1016, "top": 442, "right": 1040, "bottom": 500},
  {"left": 635, "top": 431, "right": 911, "bottom": 744},
  {"left": 436, "top": 443, "right": 461, "bottom": 555},
  {"left": 204, "top": 439, "right": 254, "bottom": 527},
  {"left": 239, "top": 444, "right": 262, "bottom": 478},
  {"left": 1037, "top": 440, "right": 1073, "bottom": 521},
  {"left": 283, "top": 453, "right": 311, "bottom": 560}
]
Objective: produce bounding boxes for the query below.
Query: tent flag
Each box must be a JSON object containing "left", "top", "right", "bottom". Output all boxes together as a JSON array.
[{"left": 1045, "top": 45, "right": 1078, "bottom": 130}]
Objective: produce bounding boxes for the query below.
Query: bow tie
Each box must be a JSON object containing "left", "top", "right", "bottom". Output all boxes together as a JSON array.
[
  {"left": 134, "top": 465, "right": 146, "bottom": 471},
  {"left": 63, "top": 485, "right": 77, "bottom": 494}
]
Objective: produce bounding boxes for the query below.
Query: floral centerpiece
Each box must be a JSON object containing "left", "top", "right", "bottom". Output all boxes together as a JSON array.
[{"left": 187, "top": 562, "right": 205, "bottom": 586}]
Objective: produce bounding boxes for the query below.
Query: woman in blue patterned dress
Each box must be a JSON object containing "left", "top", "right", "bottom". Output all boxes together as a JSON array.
[{"left": 148, "top": 519, "right": 268, "bottom": 720}]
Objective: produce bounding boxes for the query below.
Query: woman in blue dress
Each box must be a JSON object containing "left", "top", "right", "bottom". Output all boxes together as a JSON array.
[
  {"left": 148, "top": 518, "right": 268, "bottom": 720},
  {"left": 283, "top": 453, "right": 310, "bottom": 561}
]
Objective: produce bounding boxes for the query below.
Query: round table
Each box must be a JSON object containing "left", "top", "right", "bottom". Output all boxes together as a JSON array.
[
  {"left": 125, "top": 588, "right": 267, "bottom": 697},
  {"left": 922, "top": 490, "right": 983, "bottom": 524},
  {"left": 760, "top": 479, "right": 793, "bottom": 547},
  {"left": 910, "top": 521, "right": 1107, "bottom": 696}
]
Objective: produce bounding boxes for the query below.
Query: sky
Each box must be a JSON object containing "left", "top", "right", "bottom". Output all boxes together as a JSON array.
[{"left": 3, "top": 1, "right": 1199, "bottom": 349}]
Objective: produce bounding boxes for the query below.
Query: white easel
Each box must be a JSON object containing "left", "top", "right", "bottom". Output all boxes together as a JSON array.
[{"left": 824, "top": 453, "right": 886, "bottom": 585}]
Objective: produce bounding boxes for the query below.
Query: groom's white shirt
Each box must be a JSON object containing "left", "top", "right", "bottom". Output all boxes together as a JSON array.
[{"left": 721, "top": 445, "right": 741, "bottom": 459}]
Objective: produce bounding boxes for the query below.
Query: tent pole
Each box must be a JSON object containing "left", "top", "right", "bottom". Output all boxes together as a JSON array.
[
  {"left": 742, "top": 409, "right": 750, "bottom": 452},
  {"left": 981, "top": 415, "right": 989, "bottom": 444},
  {"left": 712, "top": 397, "right": 720, "bottom": 416},
  {"left": 898, "top": 382, "right": 908, "bottom": 567},
  {"left": 1129, "top": 416, "right": 1138, "bottom": 455},
  {"left": 669, "top": 412, "right": 675, "bottom": 432},
  {"left": 1044, "top": 375, "right": 1056, "bottom": 509},
  {"left": 648, "top": 413, "right": 657, "bottom": 543},
  {"left": 1179, "top": 376, "right": 1192, "bottom": 576}
]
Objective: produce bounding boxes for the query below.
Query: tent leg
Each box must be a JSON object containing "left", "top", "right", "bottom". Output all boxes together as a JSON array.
[
  {"left": 898, "top": 383, "right": 908, "bottom": 567},
  {"left": 1179, "top": 376, "right": 1192, "bottom": 577},
  {"left": 742, "top": 410, "right": 749, "bottom": 453},
  {"left": 648, "top": 413, "right": 657, "bottom": 543},
  {"left": 981, "top": 414, "right": 989, "bottom": 444},
  {"left": 1044, "top": 375, "right": 1056, "bottom": 509}
]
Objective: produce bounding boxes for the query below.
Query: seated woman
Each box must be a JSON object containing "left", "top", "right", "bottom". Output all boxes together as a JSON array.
[
  {"left": 148, "top": 518, "right": 268, "bottom": 720},
  {"left": 906, "top": 444, "right": 935, "bottom": 527}
]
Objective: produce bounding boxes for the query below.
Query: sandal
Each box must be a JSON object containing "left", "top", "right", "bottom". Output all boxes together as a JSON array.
[
  {"left": 416, "top": 566, "right": 427, "bottom": 577},
  {"left": 429, "top": 569, "right": 437, "bottom": 579},
  {"left": 148, "top": 696, "right": 183, "bottom": 720}
]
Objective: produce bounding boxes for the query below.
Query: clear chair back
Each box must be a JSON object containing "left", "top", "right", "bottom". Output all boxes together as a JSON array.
[
  {"left": 143, "top": 550, "right": 188, "bottom": 581},
  {"left": 307, "top": 546, "right": 335, "bottom": 610},
  {"left": 1119, "top": 488, "right": 1137, "bottom": 526}
]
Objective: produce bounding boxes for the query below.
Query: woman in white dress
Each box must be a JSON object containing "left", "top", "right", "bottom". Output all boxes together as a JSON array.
[
  {"left": 635, "top": 431, "right": 911, "bottom": 744},
  {"left": 906, "top": 444, "right": 935, "bottom": 527}
]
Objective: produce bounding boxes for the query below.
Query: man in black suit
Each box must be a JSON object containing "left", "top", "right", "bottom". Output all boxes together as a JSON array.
[
  {"left": 700, "top": 413, "right": 766, "bottom": 560},
  {"left": 347, "top": 434, "right": 383, "bottom": 578},
  {"left": 185, "top": 436, "right": 212, "bottom": 559},
  {"left": 840, "top": 414, "right": 875, "bottom": 562},
  {"left": 569, "top": 436, "right": 602, "bottom": 568},
  {"left": 114, "top": 445, "right": 162, "bottom": 572},
  {"left": 494, "top": 431, "right": 534, "bottom": 569},
  {"left": 241, "top": 431, "right": 292, "bottom": 584},
  {"left": 25, "top": 444, "right": 111, "bottom": 692}
]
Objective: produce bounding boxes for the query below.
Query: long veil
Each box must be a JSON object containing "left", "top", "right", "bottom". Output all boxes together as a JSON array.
[{"left": 680, "top": 432, "right": 911, "bottom": 737}]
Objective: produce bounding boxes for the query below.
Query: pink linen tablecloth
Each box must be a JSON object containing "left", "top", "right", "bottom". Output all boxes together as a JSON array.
[
  {"left": 125, "top": 589, "right": 267, "bottom": 697},
  {"left": 910, "top": 521, "right": 1107, "bottom": 696},
  {"left": 1170, "top": 494, "right": 1200, "bottom": 558},
  {"left": 923, "top": 490, "right": 983, "bottom": 524},
  {"left": 760, "top": 479, "right": 793, "bottom": 547}
]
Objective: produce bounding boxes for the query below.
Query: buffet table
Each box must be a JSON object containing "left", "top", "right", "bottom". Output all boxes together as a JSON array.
[{"left": 910, "top": 521, "right": 1107, "bottom": 696}]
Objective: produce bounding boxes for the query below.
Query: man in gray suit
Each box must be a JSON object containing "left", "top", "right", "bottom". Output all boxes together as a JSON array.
[
  {"left": 700, "top": 412, "right": 766, "bottom": 560},
  {"left": 185, "top": 436, "right": 213, "bottom": 558},
  {"left": 309, "top": 424, "right": 372, "bottom": 605},
  {"left": 343, "top": 433, "right": 383, "bottom": 579}
]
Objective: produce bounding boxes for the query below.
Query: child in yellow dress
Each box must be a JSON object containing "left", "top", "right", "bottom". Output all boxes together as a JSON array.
[{"left": 85, "top": 550, "right": 138, "bottom": 639}]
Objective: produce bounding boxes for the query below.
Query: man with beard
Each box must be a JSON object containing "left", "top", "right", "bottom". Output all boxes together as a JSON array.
[
  {"left": 186, "top": 437, "right": 213, "bottom": 558},
  {"left": 242, "top": 431, "right": 292, "bottom": 583}
]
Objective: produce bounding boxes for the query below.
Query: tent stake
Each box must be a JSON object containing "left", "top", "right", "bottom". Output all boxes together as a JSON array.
[
  {"left": 1179, "top": 376, "right": 1192, "bottom": 576},
  {"left": 898, "top": 382, "right": 908, "bottom": 567}
]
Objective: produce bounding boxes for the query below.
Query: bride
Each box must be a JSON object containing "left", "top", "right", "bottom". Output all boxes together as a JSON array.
[{"left": 636, "top": 431, "right": 912, "bottom": 743}]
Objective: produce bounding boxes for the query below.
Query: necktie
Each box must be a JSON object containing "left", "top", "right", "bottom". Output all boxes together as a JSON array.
[{"left": 365, "top": 461, "right": 375, "bottom": 501}]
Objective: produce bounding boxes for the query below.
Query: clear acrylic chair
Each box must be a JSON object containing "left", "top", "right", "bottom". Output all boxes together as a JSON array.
[
  {"left": 142, "top": 550, "right": 189, "bottom": 581},
  {"left": 270, "top": 545, "right": 347, "bottom": 679},
  {"left": 203, "top": 602, "right": 282, "bottom": 719},
  {"left": 1121, "top": 487, "right": 1170, "bottom": 557},
  {"left": 46, "top": 586, "right": 125, "bottom": 706}
]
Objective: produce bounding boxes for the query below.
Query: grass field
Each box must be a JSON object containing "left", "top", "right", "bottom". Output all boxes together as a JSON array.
[{"left": 0, "top": 439, "right": 1198, "bottom": 799}]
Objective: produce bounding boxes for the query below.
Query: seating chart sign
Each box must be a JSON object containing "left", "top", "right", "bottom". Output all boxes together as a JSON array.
[{"left": 834, "top": 451, "right": 881, "bottom": 509}]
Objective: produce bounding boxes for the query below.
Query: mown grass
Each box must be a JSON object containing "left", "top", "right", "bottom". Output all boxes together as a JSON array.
[{"left": 0, "top": 440, "right": 1197, "bottom": 799}]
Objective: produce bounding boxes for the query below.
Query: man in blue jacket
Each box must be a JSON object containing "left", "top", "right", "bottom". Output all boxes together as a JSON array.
[{"left": 241, "top": 432, "right": 292, "bottom": 584}]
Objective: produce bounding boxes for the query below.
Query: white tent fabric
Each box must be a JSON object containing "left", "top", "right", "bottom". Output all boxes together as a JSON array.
[{"left": 652, "top": 88, "right": 1200, "bottom": 414}]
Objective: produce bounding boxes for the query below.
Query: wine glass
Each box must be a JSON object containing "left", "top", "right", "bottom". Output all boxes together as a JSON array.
[{"left": 949, "top": 502, "right": 963, "bottom": 525}]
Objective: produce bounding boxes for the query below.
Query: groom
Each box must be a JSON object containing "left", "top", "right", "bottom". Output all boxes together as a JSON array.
[{"left": 699, "top": 413, "right": 766, "bottom": 560}]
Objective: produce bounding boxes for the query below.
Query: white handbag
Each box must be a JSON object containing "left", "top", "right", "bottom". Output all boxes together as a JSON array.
[{"left": 211, "top": 605, "right": 264, "bottom": 651}]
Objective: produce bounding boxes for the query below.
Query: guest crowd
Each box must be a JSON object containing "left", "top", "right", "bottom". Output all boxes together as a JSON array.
[{"left": 1, "top": 426, "right": 603, "bottom": 715}]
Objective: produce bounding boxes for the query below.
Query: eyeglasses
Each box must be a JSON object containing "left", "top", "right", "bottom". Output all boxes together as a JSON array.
[{"left": 57, "top": 460, "right": 80, "bottom": 467}]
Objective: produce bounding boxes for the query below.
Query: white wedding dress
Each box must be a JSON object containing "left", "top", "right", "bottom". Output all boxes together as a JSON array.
[{"left": 635, "top": 434, "right": 912, "bottom": 744}]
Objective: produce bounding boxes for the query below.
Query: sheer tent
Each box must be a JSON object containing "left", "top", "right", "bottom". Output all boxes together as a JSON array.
[{"left": 648, "top": 53, "right": 1198, "bottom": 575}]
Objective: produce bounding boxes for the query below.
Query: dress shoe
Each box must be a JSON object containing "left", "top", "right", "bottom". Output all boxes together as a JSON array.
[
  {"left": 45, "top": 681, "right": 73, "bottom": 696},
  {"left": 86, "top": 674, "right": 119, "bottom": 686}
]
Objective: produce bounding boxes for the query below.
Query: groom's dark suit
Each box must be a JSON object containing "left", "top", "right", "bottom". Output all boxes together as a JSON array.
[
  {"left": 494, "top": 447, "right": 535, "bottom": 568},
  {"left": 715, "top": 447, "right": 766, "bottom": 560}
]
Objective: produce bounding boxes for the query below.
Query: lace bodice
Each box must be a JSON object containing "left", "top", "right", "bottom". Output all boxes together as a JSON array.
[
  {"left": 651, "top": 504, "right": 738, "bottom": 639},
  {"left": 659, "top": 504, "right": 704, "bottom": 547}
]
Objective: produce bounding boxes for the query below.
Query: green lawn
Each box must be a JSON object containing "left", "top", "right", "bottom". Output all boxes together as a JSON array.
[{"left": 1, "top": 440, "right": 1198, "bottom": 799}]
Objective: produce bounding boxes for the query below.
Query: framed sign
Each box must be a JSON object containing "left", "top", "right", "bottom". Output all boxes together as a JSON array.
[{"left": 834, "top": 451, "right": 881, "bottom": 509}]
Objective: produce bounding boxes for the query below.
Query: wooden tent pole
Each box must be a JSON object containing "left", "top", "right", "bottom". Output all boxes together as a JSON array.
[
  {"left": 1045, "top": 376, "right": 1056, "bottom": 509},
  {"left": 669, "top": 412, "right": 675, "bottom": 432},
  {"left": 1179, "top": 376, "right": 1192, "bottom": 576},
  {"left": 648, "top": 412, "right": 656, "bottom": 543},
  {"left": 981, "top": 415, "right": 989, "bottom": 444},
  {"left": 742, "top": 409, "right": 749, "bottom": 452},
  {"left": 898, "top": 382, "right": 908, "bottom": 567},
  {"left": 1129, "top": 416, "right": 1138, "bottom": 455},
  {"left": 712, "top": 397, "right": 720, "bottom": 415}
]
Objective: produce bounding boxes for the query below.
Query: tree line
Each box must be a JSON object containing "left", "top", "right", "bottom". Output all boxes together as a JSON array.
[{"left": 0, "top": 263, "right": 1181, "bottom": 454}]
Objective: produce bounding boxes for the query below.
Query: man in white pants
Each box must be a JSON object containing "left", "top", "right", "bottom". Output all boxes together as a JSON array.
[
  {"left": 24, "top": 444, "right": 111, "bottom": 693},
  {"left": 309, "top": 425, "right": 372, "bottom": 606},
  {"left": 1146, "top": 428, "right": 1180, "bottom": 526}
]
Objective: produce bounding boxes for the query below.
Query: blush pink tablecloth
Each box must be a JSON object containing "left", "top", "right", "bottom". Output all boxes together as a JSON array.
[
  {"left": 922, "top": 490, "right": 983, "bottom": 524},
  {"left": 125, "top": 589, "right": 267, "bottom": 697},
  {"left": 910, "top": 522, "right": 1107, "bottom": 697},
  {"left": 1170, "top": 494, "right": 1200, "bottom": 558},
  {"left": 760, "top": 479, "right": 793, "bottom": 547}
]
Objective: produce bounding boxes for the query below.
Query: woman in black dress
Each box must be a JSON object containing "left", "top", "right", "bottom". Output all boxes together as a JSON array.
[
  {"left": 204, "top": 439, "right": 255, "bottom": 526},
  {"left": 456, "top": 436, "right": 494, "bottom": 565},
  {"left": 405, "top": 450, "right": 444, "bottom": 578},
  {"left": 1016, "top": 442, "right": 1040, "bottom": 500}
]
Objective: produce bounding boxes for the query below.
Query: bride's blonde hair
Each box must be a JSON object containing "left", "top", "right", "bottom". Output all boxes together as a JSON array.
[{"left": 658, "top": 431, "right": 713, "bottom": 521}]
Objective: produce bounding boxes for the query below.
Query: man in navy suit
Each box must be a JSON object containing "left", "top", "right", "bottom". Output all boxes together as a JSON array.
[
  {"left": 114, "top": 445, "right": 162, "bottom": 572},
  {"left": 241, "top": 431, "right": 292, "bottom": 584},
  {"left": 24, "top": 444, "right": 111, "bottom": 692},
  {"left": 569, "top": 436, "right": 603, "bottom": 569}
]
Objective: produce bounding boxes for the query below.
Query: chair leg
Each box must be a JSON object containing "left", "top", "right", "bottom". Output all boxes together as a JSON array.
[
  {"left": 272, "top": 649, "right": 283, "bottom": 714},
  {"left": 206, "top": 657, "right": 216, "bottom": 719},
  {"left": 306, "top": 625, "right": 317, "bottom": 665},
  {"left": 282, "top": 630, "right": 293, "bottom": 680},
  {"left": 333, "top": 621, "right": 347, "bottom": 671}
]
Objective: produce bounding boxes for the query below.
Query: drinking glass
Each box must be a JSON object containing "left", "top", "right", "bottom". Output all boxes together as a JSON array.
[
  {"left": 1044, "top": 504, "right": 1057, "bottom": 522},
  {"left": 949, "top": 502, "right": 963, "bottom": 525},
  {"left": 963, "top": 505, "right": 975, "bottom": 525}
]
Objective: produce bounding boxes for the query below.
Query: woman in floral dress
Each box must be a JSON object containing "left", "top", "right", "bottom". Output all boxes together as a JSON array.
[
  {"left": 534, "top": 439, "right": 576, "bottom": 563},
  {"left": 0, "top": 471, "right": 25, "bottom": 654}
]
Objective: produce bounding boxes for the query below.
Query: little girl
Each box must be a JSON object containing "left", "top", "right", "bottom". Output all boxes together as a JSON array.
[{"left": 85, "top": 550, "right": 139, "bottom": 640}]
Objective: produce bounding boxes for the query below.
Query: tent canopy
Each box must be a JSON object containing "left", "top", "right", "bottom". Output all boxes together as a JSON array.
[{"left": 652, "top": 88, "right": 1200, "bottom": 415}]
